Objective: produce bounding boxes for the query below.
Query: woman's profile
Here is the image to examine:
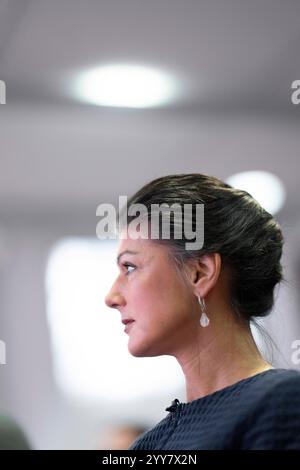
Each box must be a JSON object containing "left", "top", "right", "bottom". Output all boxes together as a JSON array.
[{"left": 105, "top": 173, "right": 300, "bottom": 450}]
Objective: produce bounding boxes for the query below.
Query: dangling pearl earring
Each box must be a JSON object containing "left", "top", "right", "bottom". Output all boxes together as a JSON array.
[{"left": 198, "top": 296, "right": 210, "bottom": 327}]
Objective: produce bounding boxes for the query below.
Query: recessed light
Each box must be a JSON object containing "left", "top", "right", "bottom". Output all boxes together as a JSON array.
[
  {"left": 72, "top": 64, "right": 180, "bottom": 108},
  {"left": 226, "top": 171, "right": 286, "bottom": 215}
]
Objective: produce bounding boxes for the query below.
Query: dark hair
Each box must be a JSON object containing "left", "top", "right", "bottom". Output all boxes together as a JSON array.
[{"left": 121, "top": 173, "right": 284, "bottom": 324}]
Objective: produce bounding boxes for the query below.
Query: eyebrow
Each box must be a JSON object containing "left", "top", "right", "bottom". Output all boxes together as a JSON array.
[{"left": 116, "top": 250, "right": 139, "bottom": 265}]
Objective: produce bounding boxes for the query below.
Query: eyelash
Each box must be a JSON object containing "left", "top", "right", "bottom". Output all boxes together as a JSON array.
[{"left": 122, "top": 263, "right": 136, "bottom": 275}]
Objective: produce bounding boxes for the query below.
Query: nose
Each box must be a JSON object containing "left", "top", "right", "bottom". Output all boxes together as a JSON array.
[{"left": 105, "top": 282, "right": 126, "bottom": 310}]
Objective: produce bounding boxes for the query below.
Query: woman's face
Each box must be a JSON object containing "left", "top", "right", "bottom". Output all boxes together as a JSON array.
[{"left": 105, "top": 232, "right": 197, "bottom": 358}]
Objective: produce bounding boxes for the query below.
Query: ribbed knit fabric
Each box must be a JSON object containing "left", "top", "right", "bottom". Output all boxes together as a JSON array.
[{"left": 129, "top": 369, "right": 300, "bottom": 450}]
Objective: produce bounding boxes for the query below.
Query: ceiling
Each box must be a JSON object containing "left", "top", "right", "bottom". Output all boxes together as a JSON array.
[{"left": 0, "top": 0, "right": 299, "bottom": 224}]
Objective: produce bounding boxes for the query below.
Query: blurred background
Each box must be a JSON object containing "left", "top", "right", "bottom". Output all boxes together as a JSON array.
[{"left": 0, "top": 0, "right": 300, "bottom": 449}]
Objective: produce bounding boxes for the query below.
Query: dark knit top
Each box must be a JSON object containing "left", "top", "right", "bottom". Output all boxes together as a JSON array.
[{"left": 129, "top": 369, "right": 300, "bottom": 450}]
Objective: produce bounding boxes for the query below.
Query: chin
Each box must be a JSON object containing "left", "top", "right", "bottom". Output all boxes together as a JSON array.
[
  {"left": 128, "top": 345, "right": 153, "bottom": 358},
  {"left": 128, "top": 338, "right": 165, "bottom": 358}
]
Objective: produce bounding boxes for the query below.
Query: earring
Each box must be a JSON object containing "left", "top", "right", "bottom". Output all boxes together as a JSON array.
[{"left": 198, "top": 296, "right": 210, "bottom": 327}]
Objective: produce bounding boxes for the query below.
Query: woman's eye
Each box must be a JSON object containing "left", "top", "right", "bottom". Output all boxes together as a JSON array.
[{"left": 123, "top": 263, "right": 136, "bottom": 274}]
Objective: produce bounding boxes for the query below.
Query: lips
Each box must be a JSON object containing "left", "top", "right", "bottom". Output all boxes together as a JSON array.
[
  {"left": 124, "top": 320, "right": 135, "bottom": 334},
  {"left": 122, "top": 319, "right": 135, "bottom": 325}
]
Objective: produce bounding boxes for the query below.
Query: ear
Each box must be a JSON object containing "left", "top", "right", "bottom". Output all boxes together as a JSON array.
[{"left": 188, "top": 253, "right": 222, "bottom": 298}]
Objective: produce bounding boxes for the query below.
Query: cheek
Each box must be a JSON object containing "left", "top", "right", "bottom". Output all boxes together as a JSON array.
[
  {"left": 126, "top": 280, "right": 168, "bottom": 329},
  {"left": 126, "top": 260, "right": 190, "bottom": 326},
  {"left": 137, "top": 273, "right": 188, "bottom": 320}
]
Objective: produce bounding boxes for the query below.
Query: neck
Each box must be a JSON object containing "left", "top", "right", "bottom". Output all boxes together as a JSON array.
[{"left": 174, "top": 315, "right": 272, "bottom": 403}]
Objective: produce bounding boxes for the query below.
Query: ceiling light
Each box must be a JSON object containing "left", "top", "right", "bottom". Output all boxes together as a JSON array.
[
  {"left": 226, "top": 171, "right": 286, "bottom": 215},
  {"left": 73, "top": 64, "right": 180, "bottom": 108}
]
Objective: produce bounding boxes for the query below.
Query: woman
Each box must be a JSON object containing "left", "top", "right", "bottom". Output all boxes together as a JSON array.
[{"left": 105, "top": 173, "right": 300, "bottom": 450}]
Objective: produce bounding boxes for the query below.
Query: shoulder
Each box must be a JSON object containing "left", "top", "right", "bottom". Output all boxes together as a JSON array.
[
  {"left": 254, "top": 368, "right": 300, "bottom": 408},
  {"left": 241, "top": 369, "right": 300, "bottom": 449},
  {"left": 241, "top": 368, "right": 300, "bottom": 406}
]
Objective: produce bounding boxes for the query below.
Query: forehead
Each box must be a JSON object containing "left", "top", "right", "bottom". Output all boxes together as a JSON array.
[
  {"left": 117, "top": 232, "right": 154, "bottom": 255},
  {"left": 117, "top": 228, "right": 169, "bottom": 260}
]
